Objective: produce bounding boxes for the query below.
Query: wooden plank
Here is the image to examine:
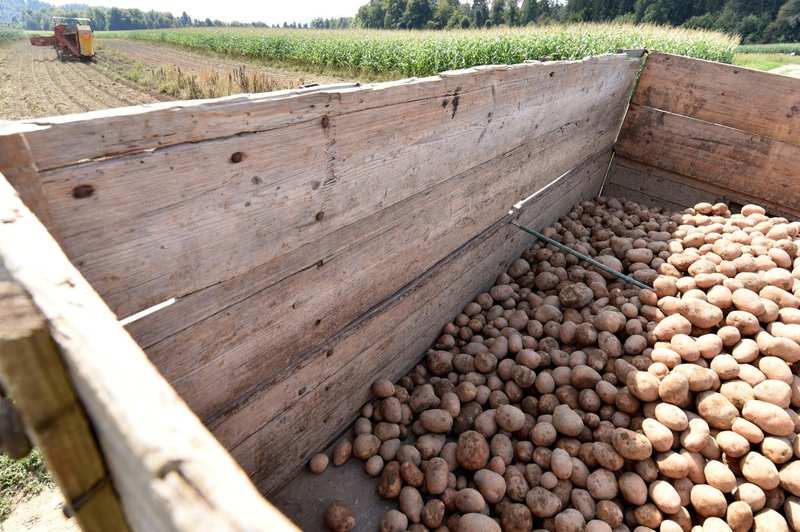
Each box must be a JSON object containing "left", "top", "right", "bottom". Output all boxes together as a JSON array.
[
  {"left": 0, "top": 272, "right": 129, "bottom": 532},
  {"left": 21, "top": 54, "right": 640, "bottom": 320},
  {"left": 633, "top": 52, "right": 800, "bottom": 147},
  {"left": 0, "top": 83, "right": 359, "bottom": 171},
  {"left": 0, "top": 133, "right": 53, "bottom": 229},
  {"left": 0, "top": 172, "right": 297, "bottom": 531},
  {"left": 615, "top": 104, "right": 800, "bottom": 218},
  {"left": 604, "top": 156, "right": 798, "bottom": 217},
  {"left": 232, "top": 147, "right": 612, "bottom": 494},
  {"left": 139, "top": 94, "right": 624, "bottom": 427}
]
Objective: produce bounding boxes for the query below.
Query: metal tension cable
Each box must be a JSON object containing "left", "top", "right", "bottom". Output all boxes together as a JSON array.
[{"left": 509, "top": 221, "right": 653, "bottom": 291}]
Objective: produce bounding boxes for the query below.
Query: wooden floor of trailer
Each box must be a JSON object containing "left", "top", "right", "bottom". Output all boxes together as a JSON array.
[{"left": 271, "top": 433, "right": 397, "bottom": 530}]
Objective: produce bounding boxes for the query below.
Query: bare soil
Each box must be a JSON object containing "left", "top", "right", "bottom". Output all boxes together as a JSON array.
[
  {"left": 105, "top": 38, "right": 342, "bottom": 88},
  {"left": 0, "top": 38, "right": 345, "bottom": 121},
  {"left": 1, "top": 488, "right": 77, "bottom": 532},
  {"left": 0, "top": 40, "right": 166, "bottom": 120}
]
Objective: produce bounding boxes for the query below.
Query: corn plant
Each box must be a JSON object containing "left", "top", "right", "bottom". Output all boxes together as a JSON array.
[{"left": 100, "top": 24, "right": 739, "bottom": 78}]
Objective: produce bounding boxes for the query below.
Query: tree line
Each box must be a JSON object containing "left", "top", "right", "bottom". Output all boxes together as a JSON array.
[
  {"left": 0, "top": 0, "right": 280, "bottom": 30},
  {"left": 355, "top": 0, "right": 800, "bottom": 42}
]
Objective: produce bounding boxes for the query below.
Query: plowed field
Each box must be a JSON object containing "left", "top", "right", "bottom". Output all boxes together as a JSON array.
[{"left": 0, "top": 38, "right": 343, "bottom": 121}]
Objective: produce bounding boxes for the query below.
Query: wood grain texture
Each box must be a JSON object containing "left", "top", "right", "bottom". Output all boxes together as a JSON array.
[
  {"left": 138, "top": 96, "right": 626, "bottom": 427},
  {"left": 0, "top": 133, "right": 53, "bottom": 229},
  {"left": 634, "top": 52, "right": 800, "bottom": 147},
  {"left": 615, "top": 104, "right": 800, "bottom": 217},
  {"left": 233, "top": 147, "right": 612, "bottom": 494},
  {"left": 32, "top": 55, "right": 640, "bottom": 321},
  {"left": 604, "top": 156, "right": 798, "bottom": 218},
  {"left": 0, "top": 173, "right": 297, "bottom": 531},
  {"left": 0, "top": 273, "right": 128, "bottom": 532},
  {"left": 0, "top": 83, "right": 359, "bottom": 171}
]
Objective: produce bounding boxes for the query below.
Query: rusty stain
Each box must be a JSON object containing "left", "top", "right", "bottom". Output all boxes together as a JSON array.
[
  {"left": 451, "top": 88, "right": 460, "bottom": 119},
  {"left": 72, "top": 184, "right": 94, "bottom": 199}
]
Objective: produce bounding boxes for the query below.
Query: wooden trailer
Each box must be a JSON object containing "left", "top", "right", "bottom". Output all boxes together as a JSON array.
[{"left": 0, "top": 50, "right": 798, "bottom": 530}]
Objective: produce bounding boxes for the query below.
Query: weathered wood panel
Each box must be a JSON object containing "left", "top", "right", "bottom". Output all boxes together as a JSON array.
[
  {"left": 615, "top": 104, "right": 800, "bottom": 218},
  {"left": 604, "top": 156, "right": 797, "bottom": 217},
  {"left": 633, "top": 52, "right": 800, "bottom": 147},
  {"left": 30, "top": 55, "right": 640, "bottom": 320},
  {"left": 1, "top": 83, "right": 359, "bottom": 171},
  {"left": 0, "top": 270, "right": 128, "bottom": 532},
  {"left": 141, "top": 103, "right": 623, "bottom": 427},
  {"left": 0, "top": 173, "right": 296, "bottom": 531},
  {"left": 232, "top": 147, "right": 612, "bottom": 494}
]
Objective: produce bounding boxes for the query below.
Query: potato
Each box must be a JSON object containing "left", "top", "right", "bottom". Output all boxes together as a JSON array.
[
  {"left": 628, "top": 371, "right": 660, "bottom": 402},
  {"left": 716, "top": 430, "right": 750, "bottom": 457},
  {"left": 425, "top": 457, "right": 449, "bottom": 495},
  {"left": 587, "top": 469, "right": 618, "bottom": 500},
  {"left": 496, "top": 404, "right": 526, "bottom": 432},
  {"left": 649, "top": 480, "right": 681, "bottom": 514},
  {"left": 690, "top": 484, "right": 727, "bottom": 517},
  {"left": 656, "top": 450, "right": 690, "bottom": 479},
  {"left": 742, "top": 400, "right": 795, "bottom": 437},
  {"left": 659, "top": 373, "right": 690, "bottom": 405},
  {"left": 677, "top": 298, "right": 724, "bottom": 328},
  {"left": 325, "top": 501, "right": 356, "bottom": 531},
  {"left": 655, "top": 403, "right": 689, "bottom": 431},
  {"left": 696, "top": 391, "right": 738, "bottom": 430},
  {"left": 399, "top": 486, "right": 423, "bottom": 523},
  {"left": 526, "top": 486, "right": 562, "bottom": 517},
  {"left": 455, "top": 488, "right": 485, "bottom": 513},
  {"left": 379, "top": 509, "right": 408, "bottom": 532},
  {"left": 642, "top": 419, "right": 673, "bottom": 452},
  {"left": 501, "top": 503, "right": 533, "bottom": 532},
  {"left": 553, "top": 404, "right": 585, "bottom": 436},
  {"left": 555, "top": 508, "right": 587, "bottom": 532},
  {"left": 784, "top": 496, "right": 800, "bottom": 531},
  {"left": 741, "top": 452, "right": 781, "bottom": 490},
  {"left": 309, "top": 453, "right": 329, "bottom": 474},
  {"left": 779, "top": 461, "right": 800, "bottom": 496},
  {"left": 611, "top": 428, "right": 652, "bottom": 460},
  {"left": 456, "top": 431, "right": 490, "bottom": 471},
  {"left": 654, "top": 314, "right": 693, "bottom": 341},
  {"left": 365, "top": 455, "right": 384, "bottom": 476},
  {"left": 704, "top": 460, "right": 737, "bottom": 493},
  {"left": 618, "top": 472, "right": 647, "bottom": 505},
  {"left": 551, "top": 448, "right": 573, "bottom": 480},
  {"left": 474, "top": 468, "right": 506, "bottom": 503},
  {"left": 752, "top": 509, "right": 789, "bottom": 532},
  {"left": 458, "top": 513, "right": 501, "bottom": 532}
]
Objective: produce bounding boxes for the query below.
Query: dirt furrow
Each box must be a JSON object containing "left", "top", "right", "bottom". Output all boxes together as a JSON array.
[
  {"left": 104, "top": 38, "right": 341, "bottom": 87},
  {"left": 1, "top": 37, "right": 346, "bottom": 122},
  {"left": 57, "top": 59, "right": 135, "bottom": 109}
]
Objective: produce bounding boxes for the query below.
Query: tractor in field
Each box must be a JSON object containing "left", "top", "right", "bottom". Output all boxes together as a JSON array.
[{"left": 30, "top": 17, "right": 95, "bottom": 62}]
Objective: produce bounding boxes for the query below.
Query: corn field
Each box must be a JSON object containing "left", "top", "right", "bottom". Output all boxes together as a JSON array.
[
  {"left": 738, "top": 42, "right": 800, "bottom": 55},
  {"left": 101, "top": 24, "right": 739, "bottom": 78},
  {"left": 0, "top": 28, "right": 25, "bottom": 41}
]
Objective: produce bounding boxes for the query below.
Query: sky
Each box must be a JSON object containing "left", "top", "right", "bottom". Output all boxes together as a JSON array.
[{"left": 47, "top": 0, "right": 368, "bottom": 24}]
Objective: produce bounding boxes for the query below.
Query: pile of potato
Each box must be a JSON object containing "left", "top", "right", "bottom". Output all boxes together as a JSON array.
[{"left": 311, "top": 197, "right": 800, "bottom": 532}]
